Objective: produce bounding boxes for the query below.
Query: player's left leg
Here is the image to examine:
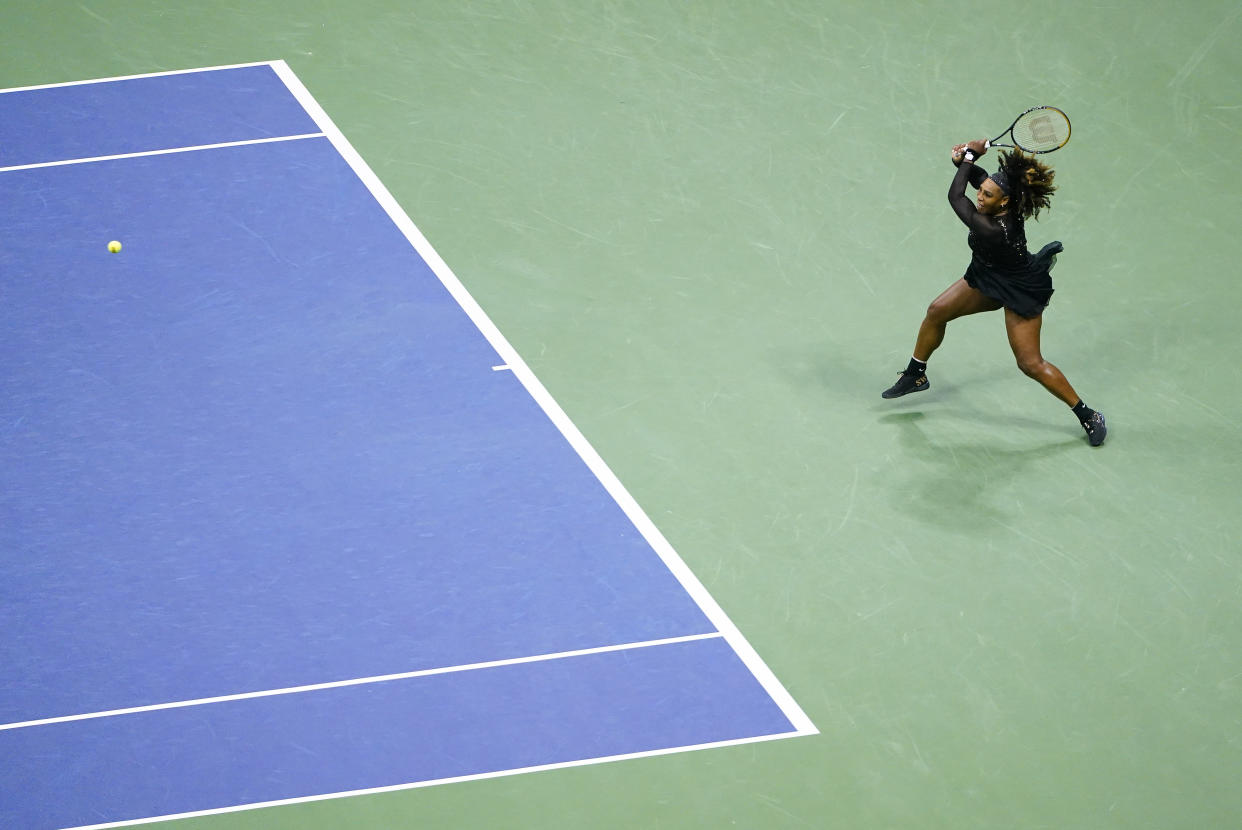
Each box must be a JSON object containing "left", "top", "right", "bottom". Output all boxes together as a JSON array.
[{"left": 1004, "top": 308, "right": 1106, "bottom": 446}]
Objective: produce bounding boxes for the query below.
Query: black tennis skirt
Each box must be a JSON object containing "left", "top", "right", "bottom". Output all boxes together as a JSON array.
[{"left": 964, "top": 241, "right": 1063, "bottom": 319}]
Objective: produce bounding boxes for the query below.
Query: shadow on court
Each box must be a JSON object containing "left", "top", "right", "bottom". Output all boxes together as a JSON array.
[
  {"left": 877, "top": 411, "right": 1081, "bottom": 529},
  {"left": 785, "top": 338, "right": 1032, "bottom": 408}
]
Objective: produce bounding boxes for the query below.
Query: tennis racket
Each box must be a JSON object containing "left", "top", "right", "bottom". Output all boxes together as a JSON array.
[{"left": 986, "top": 106, "right": 1071, "bottom": 154}]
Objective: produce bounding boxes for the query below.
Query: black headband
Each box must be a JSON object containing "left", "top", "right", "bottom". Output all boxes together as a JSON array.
[{"left": 988, "top": 168, "right": 1011, "bottom": 196}]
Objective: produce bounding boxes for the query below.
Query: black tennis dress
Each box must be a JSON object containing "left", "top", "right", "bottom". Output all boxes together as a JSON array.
[{"left": 949, "top": 159, "right": 1061, "bottom": 319}]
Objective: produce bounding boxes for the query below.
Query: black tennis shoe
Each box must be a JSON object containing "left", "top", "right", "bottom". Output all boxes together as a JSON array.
[
  {"left": 1082, "top": 411, "right": 1107, "bottom": 446},
  {"left": 881, "top": 372, "right": 929, "bottom": 399}
]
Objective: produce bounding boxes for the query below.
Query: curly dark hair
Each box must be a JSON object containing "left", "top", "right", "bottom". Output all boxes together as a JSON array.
[{"left": 999, "top": 149, "right": 1056, "bottom": 220}]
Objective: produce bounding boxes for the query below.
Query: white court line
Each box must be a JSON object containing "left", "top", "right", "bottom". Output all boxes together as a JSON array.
[
  {"left": 0, "top": 633, "right": 722, "bottom": 733},
  {"left": 0, "top": 60, "right": 275, "bottom": 95},
  {"left": 0, "top": 62, "right": 813, "bottom": 737},
  {"left": 269, "top": 59, "right": 817, "bottom": 739},
  {"left": 61, "top": 730, "right": 801, "bottom": 830},
  {"left": 0, "top": 132, "right": 324, "bottom": 174}
]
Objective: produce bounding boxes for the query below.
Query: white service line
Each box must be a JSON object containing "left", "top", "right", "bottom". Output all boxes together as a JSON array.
[
  {"left": 0, "top": 633, "right": 724, "bottom": 733},
  {"left": 0, "top": 132, "right": 324, "bottom": 173}
]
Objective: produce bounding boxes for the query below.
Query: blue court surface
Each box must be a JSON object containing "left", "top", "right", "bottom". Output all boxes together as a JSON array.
[{"left": 0, "top": 62, "right": 814, "bottom": 829}]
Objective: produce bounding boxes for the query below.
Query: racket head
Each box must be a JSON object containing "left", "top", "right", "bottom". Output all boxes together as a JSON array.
[{"left": 1000, "top": 106, "right": 1071, "bottom": 154}]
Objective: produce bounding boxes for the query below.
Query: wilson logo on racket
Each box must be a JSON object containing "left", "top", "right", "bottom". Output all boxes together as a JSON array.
[{"left": 987, "top": 106, "right": 1071, "bottom": 154}]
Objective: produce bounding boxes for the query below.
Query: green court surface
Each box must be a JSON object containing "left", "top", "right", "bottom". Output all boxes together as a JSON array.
[{"left": 4, "top": 2, "right": 1239, "bottom": 828}]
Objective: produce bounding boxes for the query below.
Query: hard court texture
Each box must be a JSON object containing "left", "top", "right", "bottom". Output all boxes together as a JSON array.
[{"left": 1, "top": 2, "right": 1239, "bottom": 829}]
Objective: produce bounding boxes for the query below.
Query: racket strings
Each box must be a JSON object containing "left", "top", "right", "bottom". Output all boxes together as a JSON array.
[{"left": 1012, "top": 110, "right": 1070, "bottom": 152}]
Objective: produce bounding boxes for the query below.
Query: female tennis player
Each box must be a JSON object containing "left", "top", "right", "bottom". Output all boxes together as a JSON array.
[{"left": 880, "top": 138, "right": 1106, "bottom": 447}]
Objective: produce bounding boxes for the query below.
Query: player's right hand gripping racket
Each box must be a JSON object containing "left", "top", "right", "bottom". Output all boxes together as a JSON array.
[{"left": 987, "top": 106, "right": 1071, "bottom": 154}]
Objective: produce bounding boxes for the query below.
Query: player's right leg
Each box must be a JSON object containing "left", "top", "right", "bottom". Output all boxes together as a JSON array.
[{"left": 882, "top": 278, "right": 1001, "bottom": 399}]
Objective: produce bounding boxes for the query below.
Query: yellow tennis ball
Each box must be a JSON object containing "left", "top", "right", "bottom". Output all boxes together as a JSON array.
[{"left": 107, "top": 240, "right": 122, "bottom": 253}]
